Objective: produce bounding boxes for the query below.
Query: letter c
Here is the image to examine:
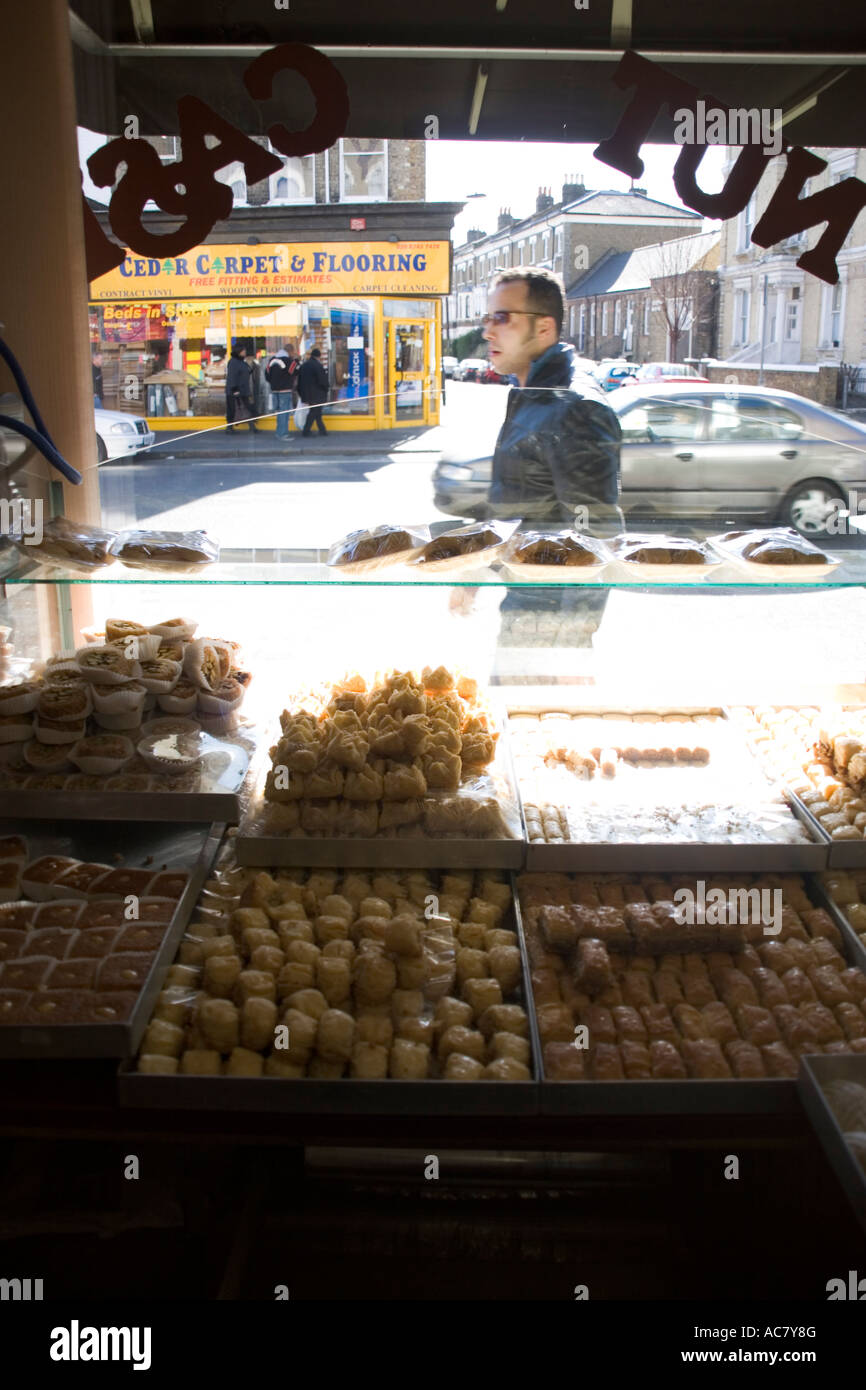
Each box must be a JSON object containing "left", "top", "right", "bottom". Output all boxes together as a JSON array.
[{"left": 243, "top": 42, "right": 349, "bottom": 156}]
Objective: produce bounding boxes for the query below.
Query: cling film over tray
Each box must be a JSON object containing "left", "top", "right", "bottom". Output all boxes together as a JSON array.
[
  {"left": 242, "top": 665, "right": 522, "bottom": 841},
  {"left": 133, "top": 834, "right": 531, "bottom": 1081}
]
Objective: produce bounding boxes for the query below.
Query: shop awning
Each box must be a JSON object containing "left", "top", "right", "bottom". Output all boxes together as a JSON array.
[{"left": 70, "top": 0, "right": 866, "bottom": 146}]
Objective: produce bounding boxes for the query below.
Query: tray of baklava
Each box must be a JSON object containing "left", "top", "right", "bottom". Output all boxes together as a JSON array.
[
  {"left": 0, "top": 617, "right": 254, "bottom": 823},
  {"left": 119, "top": 844, "right": 541, "bottom": 1114},
  {"left": 516, "top": 869, "right": 866, "bottom": 1114},
  {"left": 236, "top": 666, "right": 524, "bottom": 868},
  {"left": 798, "top": 1053, "right": 866, "bottom": 1233},
  {"left": 730, "top": 705, "right": 866, "bottom": 867},
  {"left": 509, "top": 708, "right": 829, "bottom": 871},
  {"left": 0, "top": 822, "right": 223, "bottom": 1057}
]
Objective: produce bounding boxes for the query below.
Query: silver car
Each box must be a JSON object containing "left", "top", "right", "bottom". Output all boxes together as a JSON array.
[
  {"left": 432, "top": 382, "right": 866, "bottom": 533},
  {"left": 615, "top": 383, "right": 866, "bottom": 531}
]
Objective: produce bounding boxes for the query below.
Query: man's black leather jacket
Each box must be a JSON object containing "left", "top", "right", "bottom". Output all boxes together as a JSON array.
[{"left": 486, "top": 341, "right": 622, "bottom": 525}]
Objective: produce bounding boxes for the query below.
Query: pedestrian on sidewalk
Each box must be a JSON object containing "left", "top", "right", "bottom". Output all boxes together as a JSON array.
[
  {"left": 297, "top": 347, "right": 329, "bottom": 435},
  {"left": 225, "top": 344, "right": 257, "bottom": 432},
  {"left": 265, "top": 341, "right": 301, "bottom": 442}
]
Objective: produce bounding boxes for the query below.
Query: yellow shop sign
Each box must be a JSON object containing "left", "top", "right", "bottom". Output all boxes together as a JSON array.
[{"left": 91, "top": 241, "right": 451, "bottom": 299}]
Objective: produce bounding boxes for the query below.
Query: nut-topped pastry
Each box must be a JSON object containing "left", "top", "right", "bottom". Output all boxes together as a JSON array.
[{"left": 77, "top": 646, "right": 142, "bottom": 685}]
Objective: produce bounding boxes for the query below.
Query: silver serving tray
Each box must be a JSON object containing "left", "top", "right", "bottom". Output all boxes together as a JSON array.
[
  {"left": 3, "top": 737, "right": 249, "bottom": 824},
  {"left": 118, "top": 887, "right": 540, "bottom": 1114},
  {"left": 0, "top": 820, "right": 224, "bottom": 1058},
  {"left": 798, "top": 1054, "right": 866, "bottom": 1234},
  {"left": 235, "top": 714, "right": 524, "bottom": 870},
  {"left": 527, "top": 870, "right": 865, "bottom": 1115},
  {"left": 808, "top": 877, "right": 866, "bottom": 975}
]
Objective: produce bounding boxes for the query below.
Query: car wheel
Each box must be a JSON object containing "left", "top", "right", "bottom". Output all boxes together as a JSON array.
[
  {"left": 96, "top": 435, "right": 107, "bottom": 463},
  {"left": 782, "top": 479, "right": 847, "bottom": 534}
]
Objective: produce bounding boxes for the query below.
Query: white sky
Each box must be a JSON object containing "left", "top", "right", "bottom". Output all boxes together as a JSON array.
[
  {"left": 79, "top": 128, "right": 727, "bottom": 242},
  {"left": 426, "top": 140, "right": 727, "bottom": 242}
]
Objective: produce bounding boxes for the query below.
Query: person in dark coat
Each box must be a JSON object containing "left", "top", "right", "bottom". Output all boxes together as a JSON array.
[
  {"left": 92, "top": 352, "right": 103, "bottom": 408},
  {"left": 480, "top": 268, "right": 621, "bottom": 530},
  {"left": 296, "top": 347, "right": 329, "bottom": 436},
  {"left": 225, "top": 345, "right": 257, "bottom": 432}
]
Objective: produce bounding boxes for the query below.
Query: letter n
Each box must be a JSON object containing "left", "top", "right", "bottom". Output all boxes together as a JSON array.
[{"left": 752, "top": 146, "right": 866, "bottom": 284}]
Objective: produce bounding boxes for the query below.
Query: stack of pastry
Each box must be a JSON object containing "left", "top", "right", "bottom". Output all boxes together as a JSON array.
[
  {"left": 0, "top": 618, "right": 250, "bottom": 794},
  {"left": 510, "top": 710, "right": 810, "bottom": 847},
  {"left": 0, "top": 834, "right": 189, "bottom": 1029},
  {"left": 518, "top": 871, "right": 866, "bottom": 1081},
  {"left": 259, "top": 667, "right": 511, "bottom": 839},
  {"left": 821, "top": 871, "right": 866, "bottom": 950},
  {"left": 737, "top": 706, "right": 866, "bottom": 842},
  {"left": 135, "top": 850, "right": 531, "bottom": 1080}
]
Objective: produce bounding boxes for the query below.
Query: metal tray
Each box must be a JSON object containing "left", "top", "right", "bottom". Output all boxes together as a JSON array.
[
  {"left": 2, "top": 738, "right": 250, "bottom": 824},
  {"left": 118, "top": 880, "right": 540, "bottom": 1115},
  {"left": 235, "top": 719, "right": 525, "bottom": 870},
  {"left": 808, "top": 877, "right": 866, "bottom": 975},
  {"left": 528, "top": 870, "right": 865, "bottom": 1116},
  {"left": 798, "top": 1054, "right": 866, "bottom": 1234},
  {"left": 0, "top": 820, "right": 224, "bottom": 1059},
  {"left": 827, "top": 840, "right": 866, "bottom": 869},
  {"left": 523, "top": 793, "right": 829, "bottom": 873}
]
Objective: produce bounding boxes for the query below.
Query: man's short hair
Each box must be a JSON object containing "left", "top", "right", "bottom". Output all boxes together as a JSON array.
[
  {"left": 492, "top": 267, "right": 564, "bottom": 335},
  {"left": 311, "top": 347, "right": 322, "bottom": 358}
]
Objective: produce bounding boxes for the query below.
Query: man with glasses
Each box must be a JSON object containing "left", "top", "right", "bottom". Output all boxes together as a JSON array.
[
  {"left": 445, "top": 268, "right": 622, "bottom": 659},
  {"left": 480, "top": 268, "right": 622, "bottom": 529}
]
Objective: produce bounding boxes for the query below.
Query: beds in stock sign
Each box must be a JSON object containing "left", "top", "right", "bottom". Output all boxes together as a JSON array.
[{"left": 90, "top": 242, "right": 451, "bottom": 298}]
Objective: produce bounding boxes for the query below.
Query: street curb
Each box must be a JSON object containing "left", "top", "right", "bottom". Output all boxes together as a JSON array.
[{"left": 143, "top": 447, "right": 441, "bottom": 460}]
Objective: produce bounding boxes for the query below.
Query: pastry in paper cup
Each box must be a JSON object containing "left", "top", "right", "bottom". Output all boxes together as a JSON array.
[
  {"left": 33, "top": 715, "right": 86, "bottom": 745},
  {"left": 77, "top": 645, "right": 142, "bottom": 686},
  {"left": 108, "top": 632, "right": 162, "bottom": 662},
  {"left": 0, "top": 738, "right": 28, "bottom": 765},
  {"left": 137, "top": 728, "right": 204, "bottom": 775},
  {"left": 43, "top": 668, "right": 87, "bottom": 692},
  {"left": 91, "top": 679, "right": 147, "bottom": 715},
  {"left": 157, "top": 677, "right": 199, "bottom": 715},
  {"left": 36, "top": 683, "right": 92, "bottom": 722},
  {"left": 198, "top": 710, "right": 240, "bottom": 738},
  {"left": 182, "top": 639, "right": 222, "bottom": 692},
  {"left": 147, "top": 617, "right": 198, "bottom": 641},
  {"left": 23, "top": 739, "right": 73, "bottom": 772},
  {"left": 0, "top": 679, "right": 39, "bottom": 716},
  {"left": 197, "top": 678, "right": 244, "bottom": 718},
  {"left": 138, "top": 658, "right": 182, "bottom": 695},
  {"left": 141, "top": 715, "right": 200, "bottom": 740},
  {"left": 93, "top": 709, "right": 144, "bottom": 732},
  {"left": 70, "top": 734, "right": 135, "bottom": 776},
  {"left": 0, "top": 712, "right": 33, "bottom": 744}
]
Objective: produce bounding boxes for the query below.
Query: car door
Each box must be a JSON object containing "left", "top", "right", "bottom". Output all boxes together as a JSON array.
[
  {"left": 617, "top": 394, "right": 709, "bottom": 520},
  {"left": 698, "top": 393, "right": 805, "bottom": 516}
]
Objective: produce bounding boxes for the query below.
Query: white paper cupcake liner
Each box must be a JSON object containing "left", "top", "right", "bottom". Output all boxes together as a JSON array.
[
  {"left": 157, "top": 686, "right": 198, "bottom": 715},
  {"left": 138, "top": 660, "right": 182, "bottom": 695},
  {"left": 0, "top": 738, "right": 28, "bottom": 764},
  {"left": 0, "top": 687, "right": 39, "bottom": 716},
  {"left": 77, "top": 646, "right": 143, "bottom": 685},
  {"left": 23, "top": 741, "right": 73, "bottom": 773},
  {"left": 147, "top": 618, "right": 198, "bottom": 641},
  {"left": 33, "top": 716, "right": 85, "bottom": 745},
  {"left": 92, "top": 709, "right": 144, "bottom": 732},
  {"left": 91, "top": 681, "right": 147, "bottom": 714},
  {"left": 70, "top": 736, "right": 135, "bottom": 776},
  {"left": 0, "top": 719, "right": 33, "bottom": 744}
]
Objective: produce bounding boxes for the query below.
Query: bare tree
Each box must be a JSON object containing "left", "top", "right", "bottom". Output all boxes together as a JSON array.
[{"left": 651, "top": 237, "right": 715, "bottom": 362}]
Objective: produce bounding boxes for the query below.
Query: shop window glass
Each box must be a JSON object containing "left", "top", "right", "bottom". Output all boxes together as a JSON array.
[{"left": 340, "top": 137, "right": 387, "bottom": 200}]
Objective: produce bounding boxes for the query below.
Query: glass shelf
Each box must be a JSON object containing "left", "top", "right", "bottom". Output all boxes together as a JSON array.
[{"left": 5, "top": 546, "right": 866, "bottom": 588}]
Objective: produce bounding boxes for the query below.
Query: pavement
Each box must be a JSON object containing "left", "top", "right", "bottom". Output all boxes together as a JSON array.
[{"left": 141, "top": 422, "right": 443, "bottom": 460}]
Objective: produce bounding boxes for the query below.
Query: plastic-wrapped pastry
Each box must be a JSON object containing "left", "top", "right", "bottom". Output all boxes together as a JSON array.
[
  {"left": 324, "top": 725, "right": 370, "bottom": 771},
  {"left": 439, "top": 1023, "right": 489, "bottom": 1061},
  {"left": 389, "top": 1037, "right": 430, "bottom": 1078},
  {"left": 478, "top": 1002, "right": 528, "bottom": 1038},
  {"left": 301, "top": 760, "right": 345, "bottom": 800},
  {"left": 418, "top": 524, "right": 503, "bottom": 562},
  {"left": 334, "top": 802, "right": 378, "bottom": 837},
  {"left": 378, "top": 799, "right": 424, "bottom": 830},
  {"left": 382, "top": 760, "right": 427, "bottom": 801},
  {"left": 111, "top": 528, "right": 218, "bottom": 571},
  {"left": 343, "top": 763, "right": 384, "bottom": 801},
  {"left": 444, "top": 1053, "right": 486, "bottom": 1079},
  {"left": 299, "top": 800, "right": 341, "bottom": 834},
  {"left": 315, "top": 1007, "right": 355, "bottom": 1062},
  {"left": 78, "top": 645, "right": 142, "bottom": 686},
  {"left": 350, "top": 1042, "right": 389, "bottom": 1077},
  {"left": 422, "top": 750, "right": 462, "bottom": 790},
  {"left": 681, "top": 1038, "right": 732, "bottom": 1078}
]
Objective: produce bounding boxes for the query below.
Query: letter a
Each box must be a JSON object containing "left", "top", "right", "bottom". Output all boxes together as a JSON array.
[
  {"left": 424, "top": 1155, "right": 440, "bottom": 1180},
  {"left": 724, "top": 1154, "right": 739, "bottom": 1180},
  {"left": 124, "top": 1154, "right": 140, "bottom": 1180}
]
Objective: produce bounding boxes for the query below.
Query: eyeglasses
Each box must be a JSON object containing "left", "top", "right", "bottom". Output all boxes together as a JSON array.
[{"left": 480, "top": 309, "right": 541, "bottom": 328}]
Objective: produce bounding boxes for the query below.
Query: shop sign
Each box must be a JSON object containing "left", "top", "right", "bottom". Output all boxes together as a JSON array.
[
  {"left": 346, "top": 319, "right": 367, "bottom": 399},
  {"left": 595, "top": 50, "right": 866, "bottom": 285},
  {"left": 82, "top": 43, "right": 348, "bottom": 283},
  {"left": 91, "top": 241, "right": 450, "bottom": 298}
]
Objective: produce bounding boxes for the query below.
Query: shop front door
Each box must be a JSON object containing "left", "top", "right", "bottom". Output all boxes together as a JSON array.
[{"left": 386, "top": 319, "right": 428, "bottom": 424}]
